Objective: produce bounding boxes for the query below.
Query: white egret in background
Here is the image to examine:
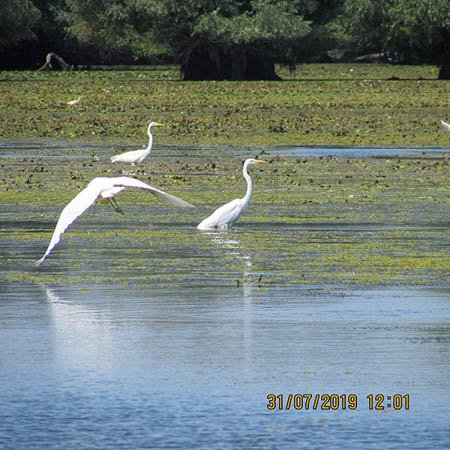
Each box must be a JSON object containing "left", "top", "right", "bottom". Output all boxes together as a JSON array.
[
  {"left": 35, "top": 176, "right": 194, "bottom": 265},
  {"left": 67, "top": 95, "right": 83, "bottom": 106},
  {"left": 440, "top": 119, "right": 450, "bottom": 131},
  {"left": 197, "top": 158, "right": 266, "bottom": 230},
  {"left": 111, "top": 121, "right": 163, "bottom": 165}
]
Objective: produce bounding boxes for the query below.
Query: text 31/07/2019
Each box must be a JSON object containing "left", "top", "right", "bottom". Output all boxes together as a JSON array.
[{"left": 266, "top": 393, "right": 410, "bottom": 411}]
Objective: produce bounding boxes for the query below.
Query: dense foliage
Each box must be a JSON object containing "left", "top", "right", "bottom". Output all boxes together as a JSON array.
[
  {"left": 0, "top": 0, "right": 41, "bottom": 47},
  {"left": 332, "top": 0, "right": 450, "bottom": 76},
  {"left": 0, "top": 0, "right": 449, "bottom": 78},
  {"left": 59, "top": 0, "right": 312, "bottom": 79}
]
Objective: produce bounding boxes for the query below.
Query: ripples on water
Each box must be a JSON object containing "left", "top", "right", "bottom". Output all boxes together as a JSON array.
[
  {"left": 1, "top": 283, "right": 449, "bottom": 449},
  {"left": 1, "top": 144, "right": 449, "bottom": 448}
]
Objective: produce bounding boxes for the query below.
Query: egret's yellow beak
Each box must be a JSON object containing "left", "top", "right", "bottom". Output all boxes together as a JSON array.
[
  {"left": 154, "top": 122, "right": 164, "bottom": 127},
  {"left": 252, "top": 159, "right": 267, "bottom": 164}
]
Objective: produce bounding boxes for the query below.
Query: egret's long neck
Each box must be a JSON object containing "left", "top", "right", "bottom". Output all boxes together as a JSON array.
[
  {"left": 146, "top": 129, "right": 153, "bottom": 153},
  {"left": 242, "top": 162, "right": 253, "bottom": 204}
]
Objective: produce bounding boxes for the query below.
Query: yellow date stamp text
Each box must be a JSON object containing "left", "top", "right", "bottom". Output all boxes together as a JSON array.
[{"left": 266, "top": 393, "right": 410, "bottom": 411}]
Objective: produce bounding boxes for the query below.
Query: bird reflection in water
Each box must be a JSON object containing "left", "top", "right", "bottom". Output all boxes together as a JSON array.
[
  {"left": 207, "top": 233, "right": 264, "bottom": 295},
  {"left": 40, "top": 284, "right": 115, "bottom": 372}
]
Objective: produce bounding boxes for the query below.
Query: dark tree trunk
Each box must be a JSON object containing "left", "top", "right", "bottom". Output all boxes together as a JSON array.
[
  {"left": 231, "top": 47, "right": 247, "bottom": 80},
  {"left": 438, "top": 63, "right": 450, "bottom": 80},
  {"left": 181, "top": 47, "right": 281, "bottom": 81}
]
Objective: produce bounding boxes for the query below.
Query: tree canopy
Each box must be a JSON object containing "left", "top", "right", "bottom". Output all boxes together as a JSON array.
[
  {"left": 59, "top": 0, "right": 311, "bottom": 79},
  {"left": 1, "top": 0, "right": 449, "bottom": 79},
  {"left": 331, "top": 0, "right": 449, "bottom": 75},
  {"left": 0, "top": 0, "right": 41, "bottom": 47}
]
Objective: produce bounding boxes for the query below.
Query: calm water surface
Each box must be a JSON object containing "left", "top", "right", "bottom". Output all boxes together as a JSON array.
[
  {"left": 1, "top": 282, "right": 449, "bottom": 449},
  {"left": 272, "top": 146, "right": 450, "bottom": 158}
]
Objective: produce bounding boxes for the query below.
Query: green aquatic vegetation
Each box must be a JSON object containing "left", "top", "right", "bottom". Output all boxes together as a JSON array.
[
  {"left": 1, "top": 69, "right": 449, "bottom": 288},
  {"left": 4, "top": 158, "right": 436, "bottom": 285},
  {"left": 1, "top": 64, "right": 449, "bottom": 147}
]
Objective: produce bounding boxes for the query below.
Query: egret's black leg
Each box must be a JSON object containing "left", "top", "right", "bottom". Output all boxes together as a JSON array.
[{"left": 107, "top": 197, "right": 125, "bottom": 215}]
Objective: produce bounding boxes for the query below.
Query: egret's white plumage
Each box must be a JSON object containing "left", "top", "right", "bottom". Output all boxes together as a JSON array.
[
  {"left": 111, "top": 121, "right": 163, "bottom": 164},
  {"left": 67, "top": 96, "right": 83, "bottom": 106},
  {"left": 35, "top": 176, "right": 194, "bottom": 265},
  {"left": 197, "top": 159, "right": 266, "bottom": 231},
  {"left": 440, "top": 119, "right": 450, "bottom": 131}
]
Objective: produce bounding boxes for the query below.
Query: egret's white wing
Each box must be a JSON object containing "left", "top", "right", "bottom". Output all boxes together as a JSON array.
[
  {"left": 35, "top": 181, "right": 102, "bottom": 265},
  {"left": 100, "top": 186, "right": 125, "bottom": 198},
  {"left": 440, "top": 119, "right": 450, "bottom": 131},
  {"left": 112, "top": 176, "right": 194, "bottom": 208}
]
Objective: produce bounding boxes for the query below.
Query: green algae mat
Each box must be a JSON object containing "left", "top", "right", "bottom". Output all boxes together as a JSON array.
[
  {"left": 0, "top": 64, "right": 448, "bottom": 286},
  {"left": 0, "top": 144, "right": 448, "bottom": 287},
  {"left": 0, "top": 64, "right": 449, "bottom": 147}
]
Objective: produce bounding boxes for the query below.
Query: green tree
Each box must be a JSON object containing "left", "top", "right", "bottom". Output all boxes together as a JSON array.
[
  {"left": 60, "top": 0, "right": 311, "bottom": 79},
  {"left": 284, "top": 0, "right": 344, "bottom": 63},
  {"left": 332, "top": 0, "right": 450, "bottom": 78},
  {"left": 0, "top": 0, "right": 41, "bottom": 47}
]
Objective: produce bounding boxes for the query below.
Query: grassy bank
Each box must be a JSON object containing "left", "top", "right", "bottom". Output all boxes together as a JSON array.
[{"left": 1, "top": 64, "right": 448, "bottom": 147}]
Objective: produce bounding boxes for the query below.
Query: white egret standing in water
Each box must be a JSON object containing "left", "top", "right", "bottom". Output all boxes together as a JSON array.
[
  {"left": 197, "top": 158, "right": 266, "bottom": 230},
  {"left": 111, "top": 121, "right": 163, "bottom": 165},
  {"left": 440, "top": 119, "right": 450, "bottom": 131},
  {"left": 35, "top": 176, "right": 194, "bottom": 265}
]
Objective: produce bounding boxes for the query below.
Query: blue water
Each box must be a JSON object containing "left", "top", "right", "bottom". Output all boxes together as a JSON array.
[
  {"left": 2, "top": 142, "right": 448, "bottom": 160},
  {"left": 1, "top": 283, "right": 449, "bottom": 449},
  {"left": 271, "top": 146, "right": 449, "bottom": 158}
]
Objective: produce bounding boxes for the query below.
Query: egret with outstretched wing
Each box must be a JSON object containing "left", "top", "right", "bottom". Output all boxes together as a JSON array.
[
  {"left": 111, "top": 121, "right": 163, "bottom": 164},
  {"left": 35, "top": 176, "right": 194, "bottom": 265},
  {"left": 197, "top": 159, "right": 266, "bottom": 230}
]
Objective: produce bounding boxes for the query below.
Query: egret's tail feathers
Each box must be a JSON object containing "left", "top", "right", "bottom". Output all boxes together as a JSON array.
[
  {"left": 197, "top": 222, "right": 228, "bottom": 231},
  {"left": 196, "top": 223, "right": 211, "bottom": 231}
]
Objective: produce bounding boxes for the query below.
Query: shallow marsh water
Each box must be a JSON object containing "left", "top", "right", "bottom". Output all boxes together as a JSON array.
[{"left": 1, "top": 143, "right": 449, "bottom": 448}]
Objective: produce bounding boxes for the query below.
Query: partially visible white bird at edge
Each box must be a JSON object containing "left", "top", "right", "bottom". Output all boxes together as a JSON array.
[
  {"left": 67, "top": 95, "right": 83, "bottom": 106},
  {"left": 197, "top": 158, "right": 266, "bottom": 231},
  {"left": 440, "top": 119, "right": 450, "bottom": 131},
  {"left": 35, "top": 176, "right": 194, "bottom": 265},
  {"left": 111, "top": 121, "right": 163, "bottom": 165}
]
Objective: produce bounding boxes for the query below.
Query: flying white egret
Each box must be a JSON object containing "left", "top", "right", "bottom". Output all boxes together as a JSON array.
[
  {"left": 197, "top": 158, "right": 266, "bottom": 231},
  {"left": 111, "top": 121, "right": 163, "bottom": 165},
  {"left": 440, "top": 119, "right": 450, "bottom": 131},
  {"left": 35, "top": 176, "right": 194, "bottom": 265}
]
